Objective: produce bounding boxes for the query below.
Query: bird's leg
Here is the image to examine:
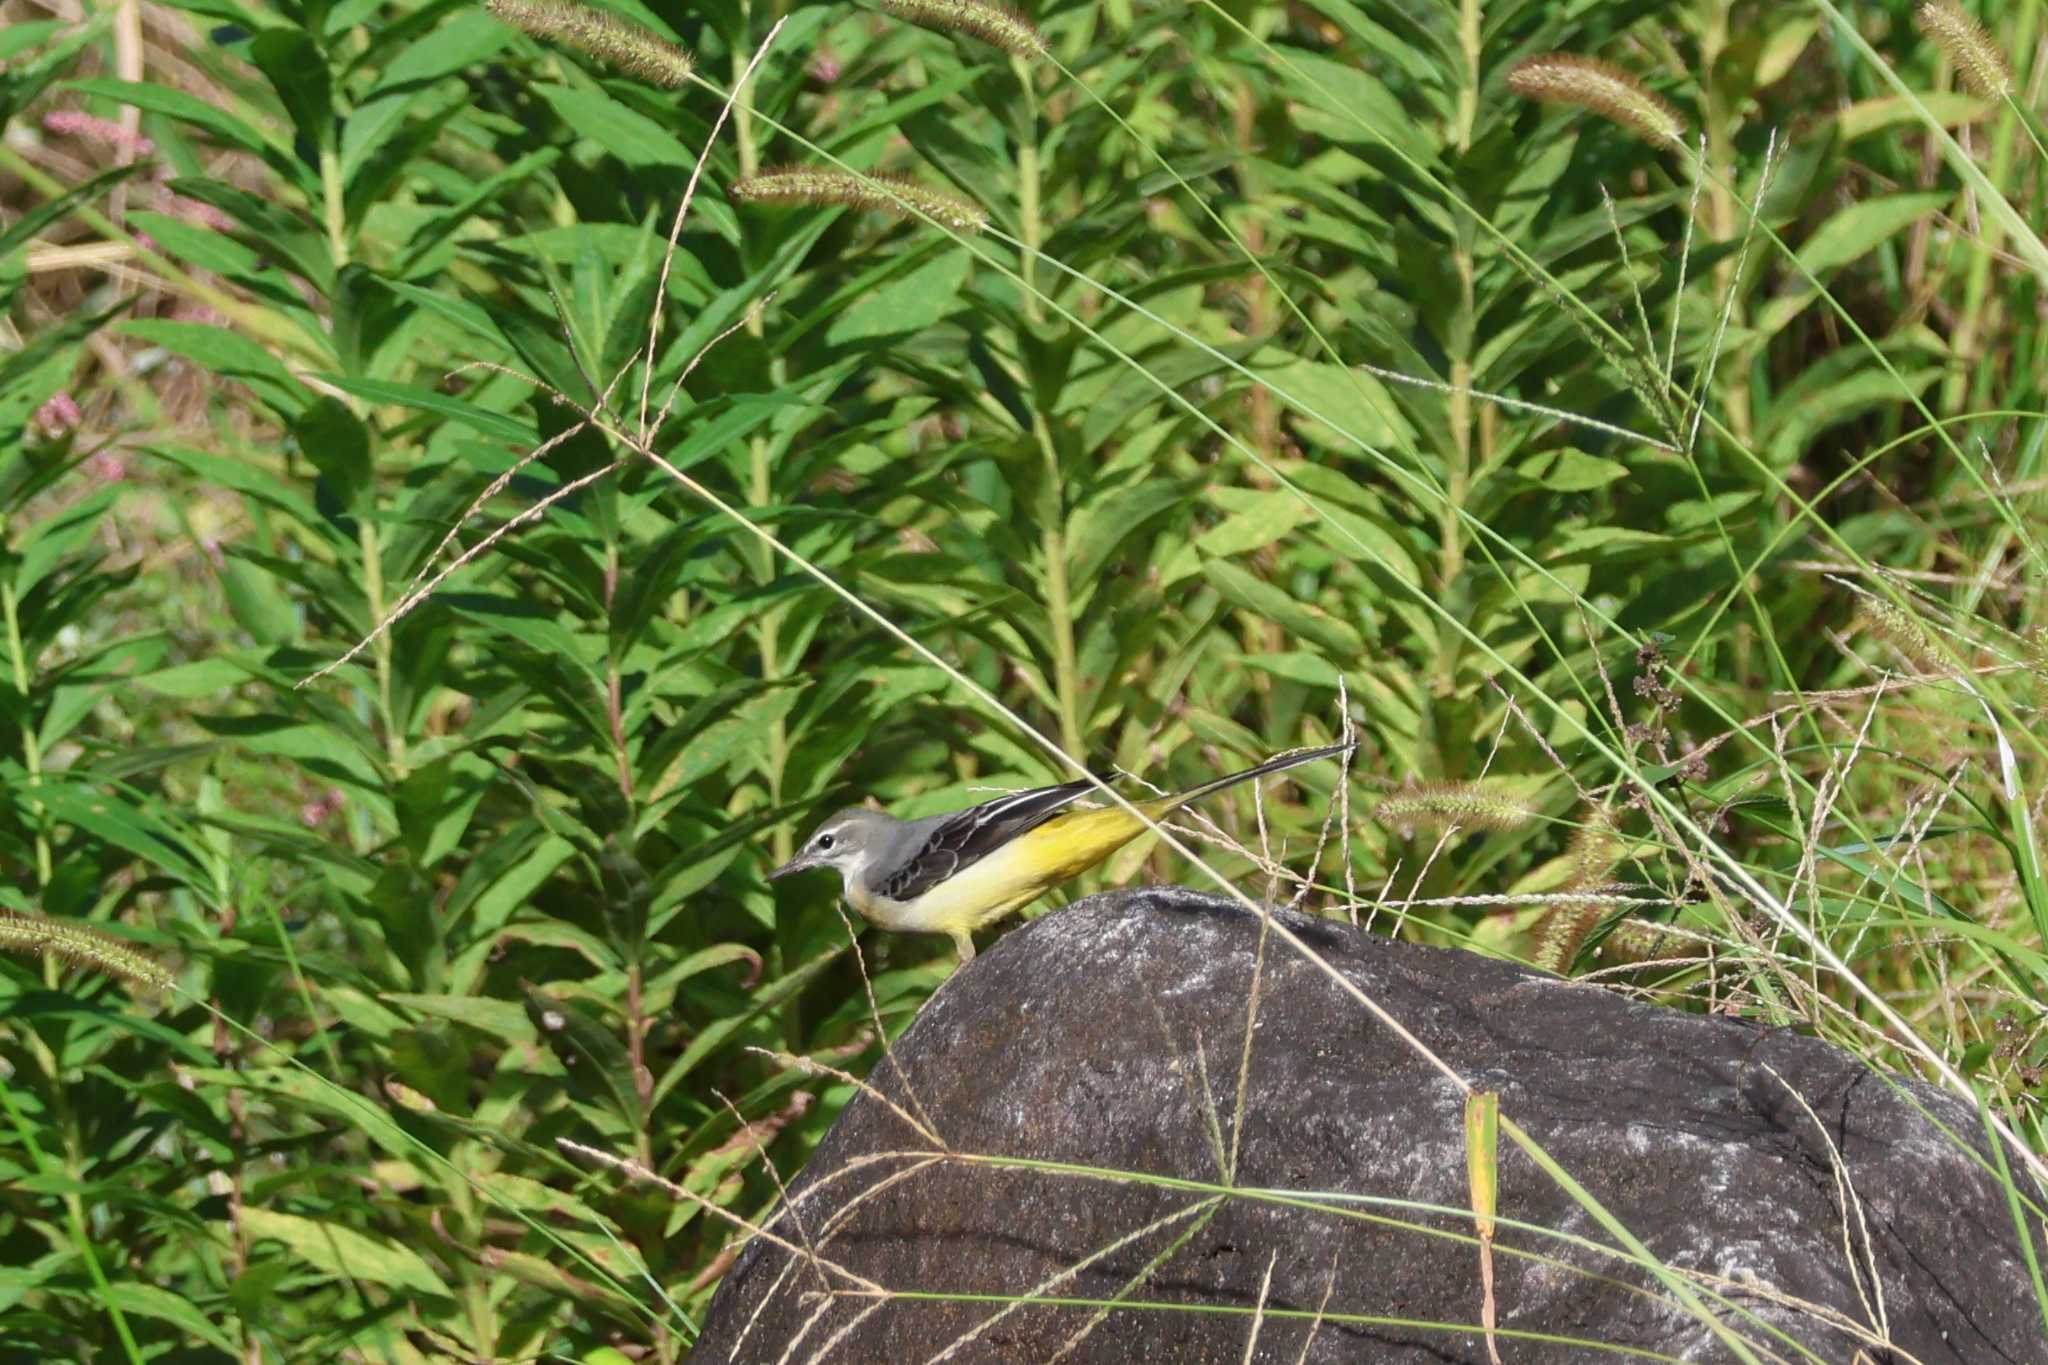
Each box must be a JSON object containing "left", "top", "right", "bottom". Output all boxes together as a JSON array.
[{"left": 952, "top": 931, "right": 975, "bottom": 963}]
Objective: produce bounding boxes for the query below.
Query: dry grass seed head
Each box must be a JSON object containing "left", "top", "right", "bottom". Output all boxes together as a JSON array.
[
  {"left": 1506, "top": 53, "right": 1686, "bottom": 147},
  {"left": 0, "top": 909, "right": 175, "bottom": 995},
  {"left": 730, "top": 168, "right": 987, "bottom": 233},
  {"left": 1565, "top": 809, "right": 1625, "bottom": 892},
  {"left": 1853, "top": 597, "right": 1951, "bottom": 674},
  {"left": 1914, "top": 1, "right": 2013, "bottom": 98},
  {"left": 485, "top": 0, "right": 695, "bottom": 86},
  {"left": 1371, "top": 781, "right": 1536, "bottom": 839},
  {"left": 879, "top": 0, "right": 1045, "bottom": 58}
]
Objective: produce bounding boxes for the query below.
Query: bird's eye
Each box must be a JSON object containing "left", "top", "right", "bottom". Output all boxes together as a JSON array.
[{"left": 817, "top": 833, "right": 836, "bottom": 850}]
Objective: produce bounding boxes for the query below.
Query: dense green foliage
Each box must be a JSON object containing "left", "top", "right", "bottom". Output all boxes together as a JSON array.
[{"left": 2, "top": 0, "right": 2045, "bottom": 1355}]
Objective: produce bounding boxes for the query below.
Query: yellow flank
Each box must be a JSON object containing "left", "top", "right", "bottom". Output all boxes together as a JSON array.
[{"left": 857, "top": 801, "right": 1175, "bottom": 941}]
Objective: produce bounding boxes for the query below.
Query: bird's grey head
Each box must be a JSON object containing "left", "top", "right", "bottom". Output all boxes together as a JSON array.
[{"left": 768, "top": 808, "right": 896, "bottom": 887}]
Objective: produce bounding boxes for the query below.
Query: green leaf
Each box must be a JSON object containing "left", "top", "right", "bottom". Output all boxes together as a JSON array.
[
  {"left": 1201, "top": 557, "right": 1365, "bottom": 659},
  {"left": 240, "top": 1207, "right": 450, "bottom": 1299},
  {"left": 120, "top": 320, "right": 310, "bottom": 420},
  {"left": 318, "top": 374, "right": 535, "bottom": 444},
  {"left": 1068, "top": 479, "right": 1194, "bottom": 587},
  {"left": 523, "top": 983, "right": 645, "bottom": 1127},
  {"left": 180, "top": 1065, "right": 421, "bottom": 1163},
  {"left": 98, "top": 1282, "right": 237, "bottom": 1354},
  {"left": 220, "top": 555, "right": 300, "bottom": 646},
  {"left": 1755, "top": 192, "right": 1949, "bottom": 334},
  {"left": 1518, "top": 448, "right": 1629, "bottom": 493},
  {"left": 384, "top": 992, "right": 537, "bottom": 1044},
  {"left": 0, "top": 169, "right": 135, "bottom": 264},
  {"left": 657, "top": 945, "right": 844, "bottom": 1096},
  {"left": 64, "top": 77, "right": 282, "bottom": 162},
  {"left": 826, "top": 247, "right": 973, "bottom": 344},
  {"left": 248, "top": 29, "right": 331, "bottom": 152},
  {"left": 35, "top": 781, "right": 208, "bottom": 885},
  {"left": 151, "top": 445, "right": 322, "bottom": 522},
  {"left": 1276, "top": 51, "right": 1436, "bottom": 164},
  {"left": 1261, "top": 357, "right": 1414, "bottom": 452},
  {"left": 137, "top": 656, "right": 254, "bottom": 699},
  {"left": 532, "top": 84, "right": 694, "bottom": 167},
  {"left": 1197, "top": 487, "right": 1316, "bottom": 558},
  {"left": 294, "top": 396, "right": 374, "bottom": 512},
  {"left": 1232, "top": 651, "right": 1341, "bottom": 687},
  {"left": 14, "top": 488, "right": 116, "bottom": 595}
]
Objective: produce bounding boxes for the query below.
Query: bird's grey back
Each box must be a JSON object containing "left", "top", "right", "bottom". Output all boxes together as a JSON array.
[{"left": 857, "top": 809, "right": 954, "bottom": 885}]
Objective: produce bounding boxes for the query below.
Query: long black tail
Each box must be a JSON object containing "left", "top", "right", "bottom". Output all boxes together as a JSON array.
[{"left": 1155, "top": 741, "right": 1355, "bottom": 813}]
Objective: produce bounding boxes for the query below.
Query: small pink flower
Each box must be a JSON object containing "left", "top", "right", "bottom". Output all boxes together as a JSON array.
[
  {"left": 87, "top": 452, "right": 127, "bottom": 483},
  {"left": 35, "top": 392, "right": 81, "bottom": 435},
  {"left": 170, "top": 302, "right": 224, "bottom": 326},
  {"left": 156, "top": 188, "right": 233, "bottom": 232},
  {"left": 300, "top": 788, "right": 347, "bottom": 828},
  {"left": 808, "top": 51, "right": 842, "bottom": 83},
  {"left": 41, "top": 110, "right": 155, "bottom": 157}
]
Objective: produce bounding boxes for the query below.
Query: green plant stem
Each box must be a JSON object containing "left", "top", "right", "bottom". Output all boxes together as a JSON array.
[
  {"left": 732, "top": 29, "right": 795, "bottom": 867},
  {"left": 1, "top": 582, "right": 51, "bottom": 887},
  {"left": 1698, "top": 0, "right": 1752, "bottom": 441},
  {"left": 1013, "top": 55, "right": 1082, "bottom": 756},
  {"left": 320, "top": 142, "right": 349, "bottom": 270},
  {"left": 1035, "top": 418, "right": 1084, "bottom": 758},
  {"left": 357, "top": 518, "right": 405, "bottom": 773},
  {"left": 606, "top": 544, "right": 634, "bottom": 799},
  {"left": 1015, "top": 55, "right": 1044, "bottom": 324},
  {"left": 1436, "top": 0, "right": 1483, "bottom": 689}
]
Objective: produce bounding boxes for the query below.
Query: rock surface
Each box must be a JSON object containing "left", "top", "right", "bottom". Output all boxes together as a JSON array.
[{"left": 692, "top": 887, "right": 2043, "bottom": 1363}]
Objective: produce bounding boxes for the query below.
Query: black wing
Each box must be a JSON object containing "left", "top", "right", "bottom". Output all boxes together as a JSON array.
[{"left": 876, "top": 779, "right": 1096, "bottom": 903}]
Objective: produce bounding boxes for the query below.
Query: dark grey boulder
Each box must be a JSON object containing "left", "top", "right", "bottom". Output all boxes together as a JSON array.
[{"left": 692, "top": 887, "right": 2043, "bottom": 1362}]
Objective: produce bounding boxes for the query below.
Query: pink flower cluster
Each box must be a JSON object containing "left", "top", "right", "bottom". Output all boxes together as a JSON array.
[
  {"left": 41, "top": 110, "right": 155, "bottom": 156},
  {"left": 300, "top": 788, "right": 347, "bottom": 828},
  {"left": 155, "top": 187, "right": 234, "bottom": 232},
  {"left": 35, "top": 392, "right": 81, "bottom": 435}
]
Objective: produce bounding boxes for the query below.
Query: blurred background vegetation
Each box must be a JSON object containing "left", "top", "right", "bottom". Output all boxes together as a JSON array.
[{"left": 1, "top": 0, "right": 2045, "bottom": 1355}]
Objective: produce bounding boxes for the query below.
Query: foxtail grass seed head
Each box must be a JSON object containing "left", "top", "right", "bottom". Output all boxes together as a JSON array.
[
  {"left": 484, "top": 0, "right": 694, "bottom": 87},
  {"left": 731, "top": 169, "right": 987, "bottom": 234},
  {"left": 1854, "top": 597, "right": 1949, "bottom": 673},
  {"left": 879, "top": 0, "right": 1044, "bottom": 58},
  {"left": 1530, "top": 902, "right": 1596, "bottom": 975},
  {"left": 1564, "top": 811, "right": 1624, "bottom": 892},
  {"left": 1371, "top": 782, "right": 1535, "bottom": 839},
  {"left": 0, "top": 910, "right": 174, "bottom": 995},
  {"left": 1506, "top": 54, "right": 1685, "bottom": 147},
  {"left": 1915, "top": 2, "right": 2012, "bottom": 98}
]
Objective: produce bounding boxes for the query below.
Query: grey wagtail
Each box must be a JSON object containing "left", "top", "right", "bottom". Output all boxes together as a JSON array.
[{"left": 768, "top": 742, "right": 1353, "bottom": 959}]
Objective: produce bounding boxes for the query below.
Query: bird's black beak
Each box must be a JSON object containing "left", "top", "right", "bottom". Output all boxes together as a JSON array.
[{"left": 767, "top": 850, "right": 816, "bottom": 882}]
